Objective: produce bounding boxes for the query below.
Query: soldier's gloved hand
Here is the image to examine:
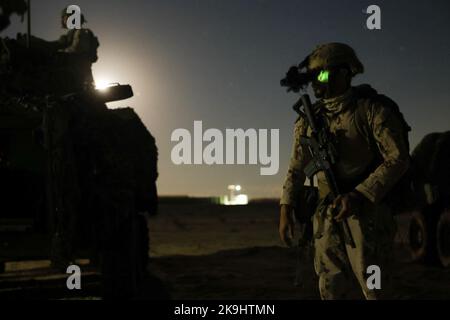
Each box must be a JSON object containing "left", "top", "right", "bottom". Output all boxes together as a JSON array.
[
  {"left": 279, "top": 204, "right": 296, "bottom": 247},
  {"left": 332, "top": 191, "right": 364, "bottom": 222}
]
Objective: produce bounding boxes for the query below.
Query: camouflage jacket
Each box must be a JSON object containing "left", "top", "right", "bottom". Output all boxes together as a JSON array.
[{"left": 280, "top": 85, "right": 410, "bottom": 206}]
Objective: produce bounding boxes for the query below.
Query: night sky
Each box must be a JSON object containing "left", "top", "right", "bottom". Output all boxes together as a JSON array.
[{"left": 4, "top": 0, "right": 450, "bottom": 198}]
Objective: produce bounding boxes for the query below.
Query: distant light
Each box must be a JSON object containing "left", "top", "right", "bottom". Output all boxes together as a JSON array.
[
  {"left": 233, "top": 194, "right": 248, "bottom": 204},
  {"left": 221, "top": 184, "right": 248, "bottom": 205},
  {"left": 220, "top": 194, "right": 248, "bottom": 206},
  {"left": 95, "top": 79, "right": 112, "bottom": 91}
]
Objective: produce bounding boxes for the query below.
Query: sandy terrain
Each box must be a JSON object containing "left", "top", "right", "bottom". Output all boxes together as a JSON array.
[
  {"left": 1, "top": 201, "right": 449, "bottom": 300},
  {"left": 148, "top": 202, "right": 450, "bottom": 300}
]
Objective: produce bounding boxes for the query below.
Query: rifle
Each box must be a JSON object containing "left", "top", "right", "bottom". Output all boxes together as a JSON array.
[{"left": 294, "top": 94, "right": 356, "bottom": 248}]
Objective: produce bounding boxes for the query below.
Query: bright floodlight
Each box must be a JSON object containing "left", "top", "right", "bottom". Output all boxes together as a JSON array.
[
  {"left": 95, "top": 79, "right": 111, "bottom": 90},
  {"left": 235, "top": 185, "right": 241, "bottom": 191}
]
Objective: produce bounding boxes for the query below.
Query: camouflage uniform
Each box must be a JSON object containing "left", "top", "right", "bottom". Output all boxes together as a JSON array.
[{"left": 280, "top": 44, "right": 410, "bottom": 299}]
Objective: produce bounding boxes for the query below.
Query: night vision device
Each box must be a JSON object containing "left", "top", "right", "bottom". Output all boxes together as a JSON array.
[{"left": 280, "top": 66, "right": 330, "bottom": 92}]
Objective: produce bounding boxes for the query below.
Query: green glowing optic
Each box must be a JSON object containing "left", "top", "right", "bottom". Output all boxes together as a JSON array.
[{"left": 317, "top": 70, "right": 329, "bottom": 83}]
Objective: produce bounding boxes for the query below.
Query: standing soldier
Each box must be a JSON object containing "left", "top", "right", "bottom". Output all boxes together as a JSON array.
[
  {"left": 0, "top": 0, "right": 27, "bottom": 31},
  {"left": 279, "top": 43, "right": 410, "bottom": 299},
  {"left": 56, "top": 7, "right": 99, "bottom": 90}
]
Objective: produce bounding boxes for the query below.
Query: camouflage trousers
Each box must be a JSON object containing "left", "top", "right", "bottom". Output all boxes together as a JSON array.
[{"left": 313, "top": 198, "right": 396, "bottom": 300}]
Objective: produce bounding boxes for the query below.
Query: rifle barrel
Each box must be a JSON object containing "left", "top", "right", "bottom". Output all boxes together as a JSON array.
[{"left": 301, "top": 94, "right": 317, "bottom": 133}]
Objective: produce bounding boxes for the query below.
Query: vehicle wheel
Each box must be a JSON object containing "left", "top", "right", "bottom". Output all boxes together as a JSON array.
[
  {"left": 409, "top": 209, "right": 438, "bottom": 264},
  {"left": 436, "top": 208, "right": 450, "bottom": 267},
  {"left": 100, "top": 190, "right": 150, "bottom": 299},
  {"left": 127, "top": 212, "right": 150, "bottom": 296}
]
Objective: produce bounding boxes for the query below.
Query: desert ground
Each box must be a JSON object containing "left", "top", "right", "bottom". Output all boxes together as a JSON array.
[
  {"left": 148, "top": 200, "right": 450, "bottom": 300},
  {"left": 1, "top": 200, "right": 449, "bottom": 300}
]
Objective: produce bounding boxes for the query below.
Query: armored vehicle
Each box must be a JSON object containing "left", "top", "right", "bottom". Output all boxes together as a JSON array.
[
  {"left": 408, "top": 132, "right": 450, "bottom": 267},
  {"left": 0, "top": 33, "right": 158, "bottom": 298}
]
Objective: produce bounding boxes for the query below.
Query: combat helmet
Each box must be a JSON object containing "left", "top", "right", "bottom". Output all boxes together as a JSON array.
[{"left": 303, "top": 43, "right": 364, "bottom": 76}]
